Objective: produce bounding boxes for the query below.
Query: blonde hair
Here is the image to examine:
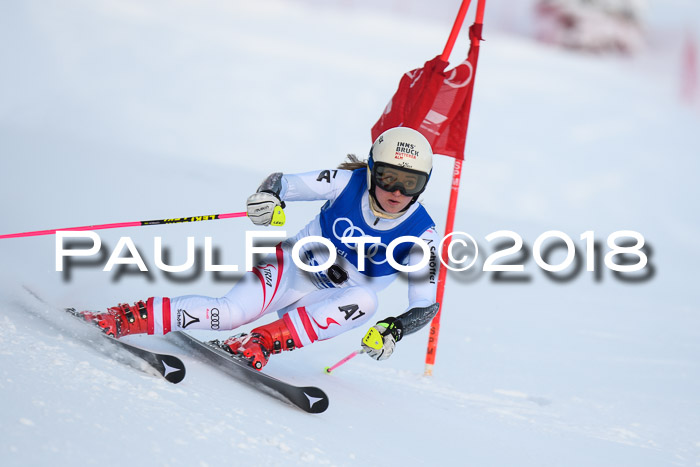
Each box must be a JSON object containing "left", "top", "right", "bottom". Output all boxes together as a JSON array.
[{"left": 337, "top": 154, "right": 368, "bottom": 171}]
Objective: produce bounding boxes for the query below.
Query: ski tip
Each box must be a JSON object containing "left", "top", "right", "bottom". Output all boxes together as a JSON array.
[
  {"left": 300, "top": 388, "right": 329, "bottom": 414},
  {"left": 159, "top": 355, "right": 187, "bottom": 384}
]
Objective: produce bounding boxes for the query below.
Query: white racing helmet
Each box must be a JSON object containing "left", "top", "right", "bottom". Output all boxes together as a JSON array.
[{"left": 367, "top": 127, "right": 433, "bottom": 211}]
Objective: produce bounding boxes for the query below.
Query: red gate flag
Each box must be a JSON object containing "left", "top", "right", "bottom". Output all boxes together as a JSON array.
[{"left": 371, "top": 23, "right": 484, "bottom": 160}]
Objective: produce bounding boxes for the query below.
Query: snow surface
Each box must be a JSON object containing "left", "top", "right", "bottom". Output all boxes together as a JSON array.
[{"left": 1, "top": 0, "right": 699, "bottom": 466}]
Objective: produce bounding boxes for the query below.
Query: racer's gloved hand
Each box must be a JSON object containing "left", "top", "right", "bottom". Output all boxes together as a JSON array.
[
  {"left": 246, "top": 191, "right": 284, "bottom": 226},
  {"left": 361, "top": 317, "right": 403, "bottom": 361}
]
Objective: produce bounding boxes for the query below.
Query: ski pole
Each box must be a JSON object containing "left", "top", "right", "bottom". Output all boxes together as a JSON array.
[
  {"left": 0, "top": 210, "right": 250, "bottom": 240},
  {"left": 325, "top": 349, "right": 365, "bottom": 374}
]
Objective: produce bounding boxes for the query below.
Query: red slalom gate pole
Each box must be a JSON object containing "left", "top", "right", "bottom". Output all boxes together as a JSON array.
[
  {"left": 425, "top": 0, "right": 486, "bottom": 376},
  {"left": 440, "top": 0, "right": 472, "bottom": 61},
  {"left": 0, "top": 211, "right": 248, "bottom": 240},
  {"left": 425, "top": 160, "right": 464, "bottom": 376}
]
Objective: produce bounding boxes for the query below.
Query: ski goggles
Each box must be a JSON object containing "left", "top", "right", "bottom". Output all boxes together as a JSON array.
[{"left": 372, "top": 162, "right": 429, "bottom": 196}]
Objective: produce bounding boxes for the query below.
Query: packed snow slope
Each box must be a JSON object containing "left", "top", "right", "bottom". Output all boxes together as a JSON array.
[{"left": 1, "top": 1, "right": 699, "bottom": 466}]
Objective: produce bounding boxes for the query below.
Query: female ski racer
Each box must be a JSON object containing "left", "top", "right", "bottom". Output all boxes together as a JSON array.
[{"left": 80, "top": 127, "right": 441, "bottom": 370}]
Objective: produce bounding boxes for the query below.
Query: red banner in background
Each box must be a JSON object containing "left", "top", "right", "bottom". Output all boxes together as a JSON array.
[{"left": 371, "top": 24, "right": 483, "bottom": 160}]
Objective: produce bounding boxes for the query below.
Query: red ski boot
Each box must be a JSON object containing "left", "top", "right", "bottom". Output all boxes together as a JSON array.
[
  {"left": 80, "top": 301, "right": 150, "bottom": 338},
  {"left": 223, "top": 318, "right": 297, "bottom": 370}
]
